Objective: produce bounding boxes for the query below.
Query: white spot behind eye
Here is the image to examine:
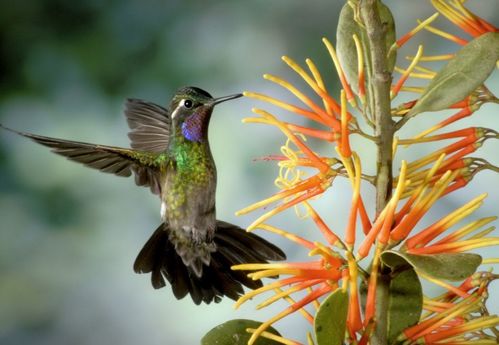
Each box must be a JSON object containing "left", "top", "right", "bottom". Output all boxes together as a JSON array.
[
  {"left": 171, "top": 102, "right": 183, "bottom": 119},
  {"left": 171, "top": 99, "right": 193, "bottom": 119}
]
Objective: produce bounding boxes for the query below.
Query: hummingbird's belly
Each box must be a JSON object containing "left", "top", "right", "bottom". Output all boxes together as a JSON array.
[{"left": 162, "top": 166, "right": 216, "bottom": 244}]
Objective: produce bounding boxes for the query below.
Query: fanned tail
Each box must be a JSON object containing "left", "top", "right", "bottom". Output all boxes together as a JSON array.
[{"left": 133, "top": 221, "right": 286, "bottom": 304}]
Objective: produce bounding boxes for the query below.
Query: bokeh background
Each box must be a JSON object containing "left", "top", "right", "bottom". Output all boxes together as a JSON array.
[{"left": 1, "top": 1, "right": 498, "bottom": 344}]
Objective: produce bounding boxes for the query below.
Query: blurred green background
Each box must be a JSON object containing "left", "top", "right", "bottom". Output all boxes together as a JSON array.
[{"left": 0, "top": 1, "right": 498, "bottom": 344}]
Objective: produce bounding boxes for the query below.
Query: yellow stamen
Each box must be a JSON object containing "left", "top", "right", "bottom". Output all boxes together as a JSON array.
[
  {"left": 405, "top": 157, "right": 448, "bottom": 206},
  {"left": 247, "top": 286, "right": 330, "bottom": 345},
  {"left": 233, "top": 277, "right": 306, "bottom": 309},
  {"left": 340, "top": 89, "right": 352, "bottom": 157},
  {"left": 400, "top": 86, "right": 424, "bottom": 93},
  {"left": 380, "top": 161, "right": 408, "bottom": 244},
  {"left": 235, "top": 182, "right": 303, "bottom": 216},
  {"left": 322, "top": 37, "right": 356, "bottom": 107},
  {"left": 307, "top": 332, "right": 315, "bottom": 345},
  {"left": 263, "top": 74, "right": 334, "bottom": 126},
  {"left": 249, "top": 268, "right": 303, "bottom": 280},
  {"left": 253, "top": 108, "right": 332, "bottom": 172},
  {"left": 280, "top": 56, "right": 341, "bottom": 121},
  {"left": 244, "top": 91, "right": 324, "bottom": 124},
  {"left": 394, "top": 66, "right": 433, "bottom": 80},
  {"left": 245, "top": 186, "right": 323, "bottom": 231},
  {"left": 482, "top": 258, "right": 499, "bottom": 264},
  {"left": 336, "top": 147, "right": 355, "bottom": 183},
  {"left": 391, "top": 45, "right": 424, "bottom": 99},
  {"left": 310, "top": 241, "right": 338, "bottom": 261},
  {"left": 396, "top": 13, "right": 440, "bottom": 47},
  {"left": 257, "top": 281, "right": 320, "bottom": 309},
  {"left": 406, "top": 193, "right": 487, "bottom": 249},
  {"left": 422, "top": 21, "right": 468, "bottom": 45},
  {"left": 408, "top": 53, "right": 454, "bottom": 61},
  {"left": 432, "top": 0, "right": 484, "bottom": 36},
  {"left": 257, "top": 224, "right": 316, "bottom": 249},
  {"left": 390, "top": 170, "right": 456, "bottom": 242},
  {"left": 419, "top": 237, "right": 499, "bottom": 254},
  {"left": 346, "top": 152, "right": 362, "bottom": 246},
  {"left": 232, "top": 263, "right": 290, "bottom": 271},
  {"left": 416, "top": 170, "right": 457, "bottom": 212},
  {"left": 246, "top": 329, "right": 302, "bottom": 345},
  {"left": 413, "top": 65, "right": 436, "bottom": 76},
  {"left": 410, "top": 294, "right": 482, "bottom": 340},
  {"left": 467, "top": 226, "right": 496, "bottom": 240},
  {"left": 424, "top": 316, "right": 499, "bottom": 343},
  {"left": 433, "top": 216, "right": 497, "bottom": 245},
  {"left": 306, "top": 58, "right": 333, "bottom": 116},
  {"left": 352, "top": 34, "right": 366, "bottom": 104},
  {"left": 417, "top": 271, "right": 470, "bottom": 298},
  {"left": 276, "top": 287, "right": 315, "bottom": 323},
  {"left": 392, "top": 136, "right": 399, "bottom": 156},
  {"left": 308, "top": 287, "right": 320, "bottom": 310}
]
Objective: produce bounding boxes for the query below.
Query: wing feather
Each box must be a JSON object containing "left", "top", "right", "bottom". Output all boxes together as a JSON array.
[
  {"left": 124, "top": 99, "right": 171, "bottom": 153},
  {"left": 2, "top": 125, "right": 165, "bottom": 193}
]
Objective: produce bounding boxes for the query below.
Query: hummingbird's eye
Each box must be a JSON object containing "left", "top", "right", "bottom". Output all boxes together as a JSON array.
[{"left": 182, "top": 99, "right": 193, "bottom": 109}]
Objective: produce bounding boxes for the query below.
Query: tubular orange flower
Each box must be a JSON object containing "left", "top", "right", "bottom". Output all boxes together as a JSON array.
[
  {"left": 232, "top": 242, "right": 344, "bottom": 345},
  {"left": 431, "top": 0, "right": 498, "bottom": 39},
  {"left": 395, "top": 13, "right": 440, "bottom": 48},
  {"left": 404, "top": 193, "right": 487, "bottom": 250},
  {"left": 390, "top": 170, "right": 458, "bottom": 243},
  {"left": 346, "top": 252, "right": 362, "bottom": 335},
  {"left": 404, "top": 273, "right": 499, "bottom": 344},
  {"left": 322, "top": 37, "right": 356, "bottom": 107},
  {"left": 391, "top": 45, "right": 424, "bottom": 99},
  {"left": 402, "top": 290, "right": 483, "bottom": 342},
  {"left": 407, "top": 104, "right": 478, "bottom": 142},
  {"left": 352, "top": 34, "right": 366, "bottom": 104}
]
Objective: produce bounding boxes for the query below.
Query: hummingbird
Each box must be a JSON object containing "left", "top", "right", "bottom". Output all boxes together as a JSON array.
[{"left": 1, "top": 86, "right": 285, "bottom": 304}]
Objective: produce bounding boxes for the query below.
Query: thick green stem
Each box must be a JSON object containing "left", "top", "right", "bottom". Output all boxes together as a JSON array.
[{"left": 360, "top": 1, "right": 395, "bottom": 344}]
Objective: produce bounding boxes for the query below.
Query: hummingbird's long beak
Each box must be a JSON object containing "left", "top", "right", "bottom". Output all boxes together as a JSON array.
[{"left": 211, "top": 93, "right": 243, "bottom": 106}]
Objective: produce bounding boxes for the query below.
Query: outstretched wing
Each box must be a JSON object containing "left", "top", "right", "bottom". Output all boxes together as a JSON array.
[
  {"left": 124, "top": 99, "right": 171, "bottom": 153},
  {"left": 2, "top": 125, "right": 165, "bottom": 194}
]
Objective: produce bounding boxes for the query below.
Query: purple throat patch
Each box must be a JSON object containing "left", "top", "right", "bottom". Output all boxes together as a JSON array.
[{"left": 181, "top": 114, "right": 204, "bottom": 142}]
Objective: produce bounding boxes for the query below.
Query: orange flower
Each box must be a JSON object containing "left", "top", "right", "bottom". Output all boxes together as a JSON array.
[
  {"left": 401, "top": 273, "right": 498, "bottom": 344},
  {"left": 238, "top": 38, "right": 368, "bottom": 233},
  {"left": 232, "top": 233, "right": 345, "bottom": 345},
  {"left": 431, "top": 0, "right": 498, "bottom": 40}
]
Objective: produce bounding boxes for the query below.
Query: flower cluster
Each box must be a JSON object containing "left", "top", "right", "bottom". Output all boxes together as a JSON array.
[{"left": 231, "top": 1, "right": 499, "bottom": 344}]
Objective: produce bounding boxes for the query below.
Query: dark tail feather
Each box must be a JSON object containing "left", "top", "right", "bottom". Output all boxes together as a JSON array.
[{"left": 133, "top": 221, "right": 286, "bottom": 305}]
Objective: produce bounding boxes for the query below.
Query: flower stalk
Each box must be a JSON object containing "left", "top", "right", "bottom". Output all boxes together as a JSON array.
[{"left": 359, "top": 1, "right": 396, "bottom": 343}]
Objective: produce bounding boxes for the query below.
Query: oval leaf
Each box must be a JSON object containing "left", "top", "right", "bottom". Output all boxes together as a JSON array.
[
  {"left": 387, "top": 268, "right": 422, "bottom": 344},
  {"left": 381, "top": 251, "right": 482, "bottom": 281},
  {"left": 409, "top": 32, "right": 499, "bottom": 116},
  {"left": 336, "top": 3, "right": 361, "bottom": 93},
  {"left": 201, "top": 319, "right": 281, "bottom": 345},
  {"left": 314, "top": 289, "right": 348, "bottom": 345},
  {"left": 337, "top": 1, "right": 396, "bottom": 94}
]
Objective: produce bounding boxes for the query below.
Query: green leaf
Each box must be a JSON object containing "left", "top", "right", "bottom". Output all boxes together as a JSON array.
[
  {"left": 201, "top": 319, "right": 281, "bottom": 345},
  {"left": 314, "top": 289, "right": 348, "bottom": 345},
  {"left": 381, "top": 251, "right": 482, "bottom": 281},
  {"left": 336, "top": 1, "right": 396, "bottom": 93},
  {"left": 387, "top": 268, "right": 422, "bottom": 344},
  {"left": 408, "top": 32, "right": 499, "bottom": 116}
]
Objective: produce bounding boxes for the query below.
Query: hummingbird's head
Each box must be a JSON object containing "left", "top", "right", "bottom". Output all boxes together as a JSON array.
[{"left": 169, "top": 86, "right": 242, "bottom": 142}]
